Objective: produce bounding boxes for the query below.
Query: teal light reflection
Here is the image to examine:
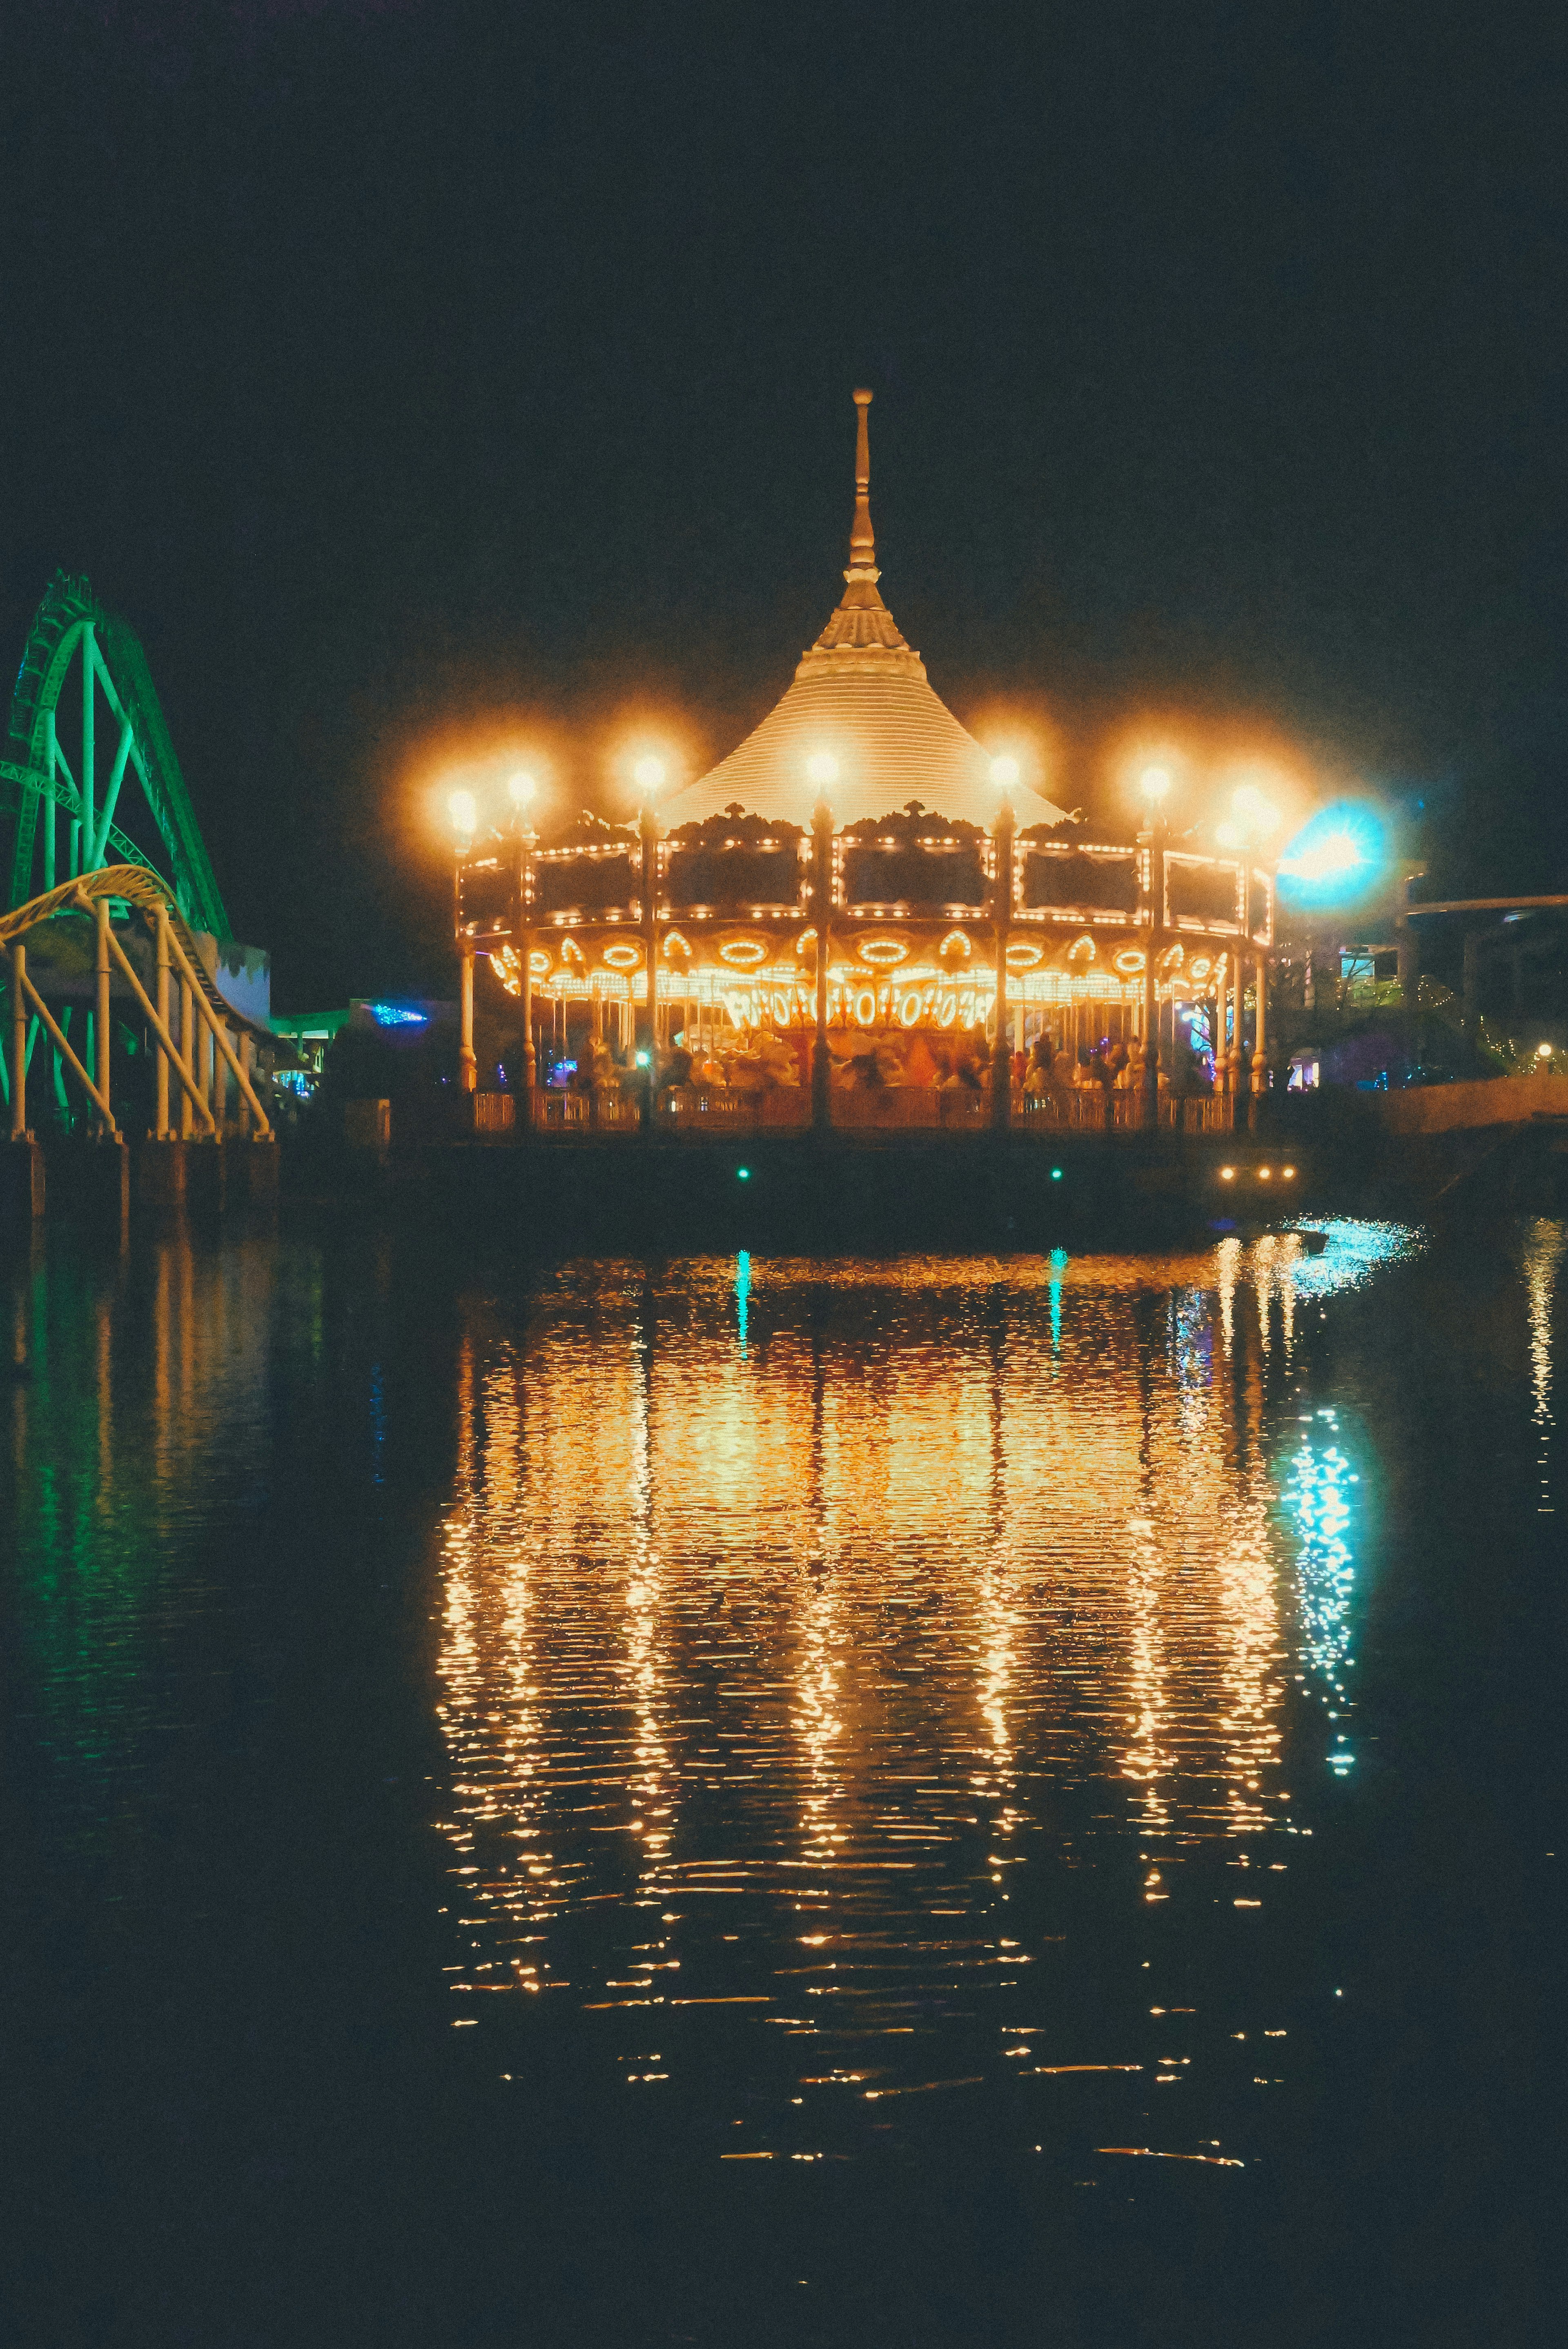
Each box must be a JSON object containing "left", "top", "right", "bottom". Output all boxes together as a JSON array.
[
  {"left": 1281, "top": 1405, "right": 1362, "bottom": 1776},
  {"left": 735, "top": 1250, "right": 751, "bottom": 1359},
  {"left": 1047, "top": 1248, "right": 1067, "bottom": 1354}
]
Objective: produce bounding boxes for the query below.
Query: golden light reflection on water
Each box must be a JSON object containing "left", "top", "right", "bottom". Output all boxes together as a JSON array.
[
  {"left": 1520, "top": 1217, "right": 1566, "bottom": 1516},
  {"left": 431, "top": 1232, "right": 1430, "bottom": 2138}
]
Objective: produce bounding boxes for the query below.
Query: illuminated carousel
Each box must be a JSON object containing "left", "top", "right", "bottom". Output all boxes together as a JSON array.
[{"left": 454, "top": 392, "right": 1273, "bottom": 1135}]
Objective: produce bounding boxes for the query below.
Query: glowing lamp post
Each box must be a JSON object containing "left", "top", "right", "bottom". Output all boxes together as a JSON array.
[
  {"left": 507, "top": 772, "right": 539, "bottom": 1115},
  {"left": 807, "top": 753, "right": 838, "bottom": 1132},
  {"left": 635, "top": 758, "right": 665, "bottom": 1130},
  {"left": 1138, "top": 767, "right": 1171, "bottom": 1123},
  {"left": 990, "top": 757, "right": 1018, "bottom": 1132},
  {"left": 449, "top": 789, "right": 479, "bottom": 1095}
]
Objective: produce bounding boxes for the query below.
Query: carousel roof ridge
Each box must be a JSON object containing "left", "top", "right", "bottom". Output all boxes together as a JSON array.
[{"left": 658, "top": 389, "right": 1070, "bottom": 835}]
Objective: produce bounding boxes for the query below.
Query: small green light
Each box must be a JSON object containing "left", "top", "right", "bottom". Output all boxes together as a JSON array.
[
  {"left": 737, "top": 1166, "right": 751, "bottom": 1181},
  {"left": 1050, "top": 1167, "right": 1063, "bottom": 1180}
]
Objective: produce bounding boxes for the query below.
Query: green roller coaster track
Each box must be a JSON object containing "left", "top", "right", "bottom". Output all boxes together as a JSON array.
[{"left": 0, "top": 571, "right": 228, "bottom": 937}]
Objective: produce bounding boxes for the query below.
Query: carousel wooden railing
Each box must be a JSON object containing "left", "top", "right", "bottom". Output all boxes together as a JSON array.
[{"left": 520, "top": 1081, "right": 1237, "bottom": 1136}]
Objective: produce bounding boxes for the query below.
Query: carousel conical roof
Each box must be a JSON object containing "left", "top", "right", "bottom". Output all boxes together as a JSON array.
[{"left": 657, "top": 392, "right": 1068, "bottom": 834}]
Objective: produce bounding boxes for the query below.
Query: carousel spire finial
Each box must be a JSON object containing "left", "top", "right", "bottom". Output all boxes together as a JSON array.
[{"left": 847, "top": 388, "right": 877, "bottom": 579}]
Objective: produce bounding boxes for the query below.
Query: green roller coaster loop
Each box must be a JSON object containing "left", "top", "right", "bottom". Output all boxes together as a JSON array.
[{"left": 0, "top": 571, "right": 229, "bottom": 937}]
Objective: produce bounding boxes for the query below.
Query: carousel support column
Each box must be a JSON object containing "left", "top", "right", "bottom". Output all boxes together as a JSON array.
[
  {"left": 458, "top": 945, "right": 477, "bottom": 1096},
  {"left": 519, "top": 934, "right": 535, "bottom": 1136},
  {"left": 989, "top": 797, "right": 1014, "bottom": 1133},
  {"left": 1250, "top": 951, "right": 1270, "bottom": 1130},
  {"left": 811, "top": 795, "right": 834, "bottom": 1134},
  {"left": 639, "top": 799, "right": 661, "bottom": 1136},
  {"left": 1139, "top": 796, "right": 1166, "bottom": 1132},
  {"left": 1140, "top": 938, "right": 1159, "bottom": 1134},
  {"left": 509, "top": 800, "right": 537, "bottom": 1135},
  {"left": 1215, "top": 959, "right": 1229, "bottom": 1096},
  {"left": 452, "top": 827, "right": 477, "bottom": 1099}
]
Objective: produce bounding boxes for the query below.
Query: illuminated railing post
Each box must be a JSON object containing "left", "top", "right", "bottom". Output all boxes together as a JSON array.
[
  {"left": 811, "top": 794, "right": 834, "bottom": 1133},
  {"left": 990, "top": 797, "right": 1014, "bottom": 1133},
  {"left": 9, "top": 941, "right": 28, "bottom": 1141},
  {"left": 1251, "top": 951, "right": 1269, "bottom": 1111}
]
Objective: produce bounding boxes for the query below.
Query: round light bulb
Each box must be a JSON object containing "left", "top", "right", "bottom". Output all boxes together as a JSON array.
[
  {"left": 1140, "top": 765, "right": 1172, "bottom": 802},
  {"left": 1537, "top": 1041, "right": 1553, "bottom": 1059},
  {"left": 634, "top": 756, "right": 666, "bottom": 796},
  {"left": 806, "top": 752, "right": 838, "bottom": 787},
  {"left": 448, "top": 789, "right": 477, "bottom": 840},
  {"left": 508, "top": 770, "right": 537, "bottom": 809},
  {"left": 991, "top": 755, "right": 1020, "bottom": 792}
]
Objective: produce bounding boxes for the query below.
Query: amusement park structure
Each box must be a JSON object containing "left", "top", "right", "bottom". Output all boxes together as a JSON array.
[
  {"left": 451, "top": 391, "right": 1276, "bottom": 1139},
  {"left": 1, "top": 572, "right": 276, "bottom": 1212}
]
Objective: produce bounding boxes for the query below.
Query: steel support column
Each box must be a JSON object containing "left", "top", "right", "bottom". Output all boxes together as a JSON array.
[
  {"left": 155, "top": 906, "right": 172, "bottom": 1138},
  {"left": 9, "top": 942, "right": 27, "bottom": 1140},
  {"left": 95, "top": 898, "right": 112, "bottom": 1135}
]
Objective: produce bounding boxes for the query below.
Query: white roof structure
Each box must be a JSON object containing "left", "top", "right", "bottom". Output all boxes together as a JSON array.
[{"left": 657, "top": 392, "right": 1068, "bottom": 835}]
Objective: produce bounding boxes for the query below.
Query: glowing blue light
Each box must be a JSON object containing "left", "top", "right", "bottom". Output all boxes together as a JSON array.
[
  {"left": 367, "top": 1002, "right": 427, "bottom": 1027},
  {"left": 736, "top": 1166, "right": 751, "bottom": 1181},
  {"left": 1276, "top": 802, "right": 1387, "bottom": 909},
  {"left": 1051, "top": 1166, "right": 1063, "bottom": 1180}
]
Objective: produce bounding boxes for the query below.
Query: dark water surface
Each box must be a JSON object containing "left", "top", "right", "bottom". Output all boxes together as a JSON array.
[{"left": 1, "top": 1217, "right": 1562, "bottom": 2347}]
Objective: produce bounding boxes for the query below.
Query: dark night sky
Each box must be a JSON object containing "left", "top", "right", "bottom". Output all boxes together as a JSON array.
[{"left": 4, "top": 0, "right": 1565, "bottom": 1005}]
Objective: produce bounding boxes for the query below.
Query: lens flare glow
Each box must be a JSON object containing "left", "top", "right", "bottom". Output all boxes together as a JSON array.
[{"left": 1276, "top": 802, "right": 1386, "bottom": 907}]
